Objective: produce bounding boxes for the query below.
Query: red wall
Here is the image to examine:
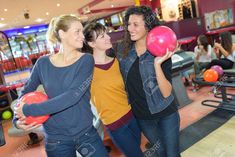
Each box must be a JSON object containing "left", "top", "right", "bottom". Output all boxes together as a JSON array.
[
  {"left": 151, "top": 0, "right": 161, "bottom": 10},
  {"left": 164, "top": 17, "right": 205, "bottom": 39}
]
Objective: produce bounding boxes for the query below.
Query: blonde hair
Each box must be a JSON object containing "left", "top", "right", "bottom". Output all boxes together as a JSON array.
[{"left": 46, "top": 14, "right": 80, "bottom": 44}]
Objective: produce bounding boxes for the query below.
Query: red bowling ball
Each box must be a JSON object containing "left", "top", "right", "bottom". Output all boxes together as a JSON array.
[
  {"left": 147, "top": 26, "right": 177, "bottom": 57},
  {"left": 20, "top": 92, "right": 49, "bottom": 125}
]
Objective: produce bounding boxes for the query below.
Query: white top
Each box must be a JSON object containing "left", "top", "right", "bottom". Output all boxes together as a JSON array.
[
  {"left": 226, "top": 50, "right": 235, "bottom": 62},
  {"left": 194, "top": 45, "right": 213, "bottom": 63}
]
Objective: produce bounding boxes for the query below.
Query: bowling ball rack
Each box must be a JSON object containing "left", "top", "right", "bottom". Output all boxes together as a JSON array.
[{"left": 193, "top": 77, "right": 235, "bottom": 111}]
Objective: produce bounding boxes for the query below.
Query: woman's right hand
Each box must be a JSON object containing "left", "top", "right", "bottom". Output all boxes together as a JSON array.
[
  {"left": 214, "top": 42, "right": 222, "bottom": 49},
  {"left": 16, "top": 117, "right": 41, "bottom": 131}
]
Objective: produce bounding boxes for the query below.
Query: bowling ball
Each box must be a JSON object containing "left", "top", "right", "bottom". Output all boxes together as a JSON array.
[
  {"left": 19, "top": 92, "right": 49, "bottom": 125},
  {"left": 2, "top": 110, "right": 12, "bottom": 120},
  {"left": 203, "top": 69, "right": 219, "bottom": 82},
  {"left": 211, "top": 65, "right": 224, "bottom": 76},
  {"left": 0, "top": 100, "right": 8, "bottom": 108},
  {"left": 147, "top": 26, "right": 177, "bottom": 57}
]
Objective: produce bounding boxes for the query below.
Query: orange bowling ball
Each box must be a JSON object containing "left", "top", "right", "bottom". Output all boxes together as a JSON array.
[{"left": 203, "top": 69, "right": 219, "bottom": 82}]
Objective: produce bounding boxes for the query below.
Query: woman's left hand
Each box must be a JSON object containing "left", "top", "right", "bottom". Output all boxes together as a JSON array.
[
  {"left": 14, "top": 101, "right": 26, "bottom": 119},
  {"left": 154, "top": 49, "right": 174, "bottom": 66}
]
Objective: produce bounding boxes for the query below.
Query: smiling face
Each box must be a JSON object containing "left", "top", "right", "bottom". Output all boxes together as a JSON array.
[
  {"left": 92, "top": 31, "right": 112, "bottom": 51},
  {"left": 60, "top": 21, "right": 84, "bottom": 49},
  {"left": 127, "top": 14, "right": 148, "bottom": 42}
]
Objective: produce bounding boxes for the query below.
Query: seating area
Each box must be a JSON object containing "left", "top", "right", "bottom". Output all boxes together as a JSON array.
[{"left": 0, "top": 51, "right": 49, "bottom": 73}]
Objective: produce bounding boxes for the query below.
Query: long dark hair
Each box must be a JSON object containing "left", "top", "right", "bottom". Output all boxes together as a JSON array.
[
  {"left": 198, "top": 35, "right": 209, "bottom": 51},
  {"left": 220, "top": 32, "right": 233, "bottom": 54},
  {"left": 82, "top": 22, "right": 106, "bottom": 54},
  {"left": 123, "top": 6, "right": 160, "bottom": 56}
]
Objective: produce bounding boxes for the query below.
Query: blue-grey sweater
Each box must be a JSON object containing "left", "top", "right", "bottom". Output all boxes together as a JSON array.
[{"left": 13, "top": 54, "right": 94, "bottom": 140}]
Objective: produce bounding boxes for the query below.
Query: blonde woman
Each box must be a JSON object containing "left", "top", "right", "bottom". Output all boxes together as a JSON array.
[{"left": 14, "top": 15, "right": 108, "bottom": 157}]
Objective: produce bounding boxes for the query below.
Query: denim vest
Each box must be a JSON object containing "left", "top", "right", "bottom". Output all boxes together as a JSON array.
[{"left": 118, "top": 46, "right": 174, "bottom": 114}]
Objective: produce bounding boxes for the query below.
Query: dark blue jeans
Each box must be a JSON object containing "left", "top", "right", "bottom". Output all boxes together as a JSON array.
[
  {"left": 107, "top": 118, "right": 144, "bottom": 157},
  {"left": 45, "top": 126, "right": 108, "bottom": 157},
  {"left": 138, "top": 112, "right": 181, "bottom": 157}
]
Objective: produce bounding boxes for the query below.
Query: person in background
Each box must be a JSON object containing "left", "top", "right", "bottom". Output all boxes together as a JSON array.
[
  {"left": 183, "top": 35, "right": 215, "bottom": 89},
  {"left": 194, "top": 35, "right": 214, "bottom": 76},
  {"left": 206, "top": 31, "right": 235, "bottom": 69},
  {"left": 117, "top": 6, "right": 181, "bottom": 157},
  {"left": 82, "top": 22, "right": 144, "bottom": 157},
  {"left": 13, "top": 14, "right": 108, "bottom": 157}
]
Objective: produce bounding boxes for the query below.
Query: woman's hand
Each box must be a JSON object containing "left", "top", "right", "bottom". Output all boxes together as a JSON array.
[
  {"left": 14, "top": 100, "right": 26, "bottom": 119},
  {"left": 14, "top": 101, "right": 42, "bottom": 131},
  {"left": 154, "top": 49, "right": 174, "bottom": 66},
  {"left": 16, "top": 117, "right": 41, "bottom": 131},
  {"left": 214, "top": 42, "right": 222, "bottom": 49}
]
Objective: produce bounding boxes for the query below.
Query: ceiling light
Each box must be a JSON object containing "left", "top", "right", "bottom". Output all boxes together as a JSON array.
[
  {"left": 35, "top": 18, "right": 44, "bottom": 22},
  {"left": 0, "top": 23, "right": 6, "bottom": 28},
  {"left": 18, "top": 33, "right": 23, "bottom": 35},
  {"left": 46, "top": 12, "right": 49, "bottom": 15},
  {"left": 57, "top": 3, "right": 60, "bottom": 7},
  {"left": 4, "top": 9, "right": 7, "bottom": 12},
  {"left": 24, "top": 26, "right": 30, "bottom": 29},
  {"left": 1, "top": 18, "right": 4, "bottom": 21},
  {"left": 111, "top": 5, "right": 114, "bottom": 8}
]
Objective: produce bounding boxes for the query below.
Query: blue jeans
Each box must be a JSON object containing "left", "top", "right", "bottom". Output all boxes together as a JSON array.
[
  {"left": 138, "top": 112, "right": 181, "bottom": 157},
  {"left": 45, "top": 126, "right": 108, "bottom": 157},
  {"left": 107, "top": 118, "right": 144, "bottom": 157}
]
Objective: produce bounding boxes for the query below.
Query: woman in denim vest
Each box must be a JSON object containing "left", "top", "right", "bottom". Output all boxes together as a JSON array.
[{"left": 117, "top": 6, "right": 181, "bottom": 157}]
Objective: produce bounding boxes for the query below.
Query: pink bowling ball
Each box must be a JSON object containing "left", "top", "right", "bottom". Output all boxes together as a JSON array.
[
  {"left": 146, "top": 26, "right": 177, "bottom": 57},
  {"left": 211, "top": 65, "right": 224, "bottom": 76}
]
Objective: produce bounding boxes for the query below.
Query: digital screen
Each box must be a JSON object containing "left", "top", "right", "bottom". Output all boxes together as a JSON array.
[
  {"left": 111, "top": 14, "right": 120, "bottom": 26},
  {"left": 98, "top": 19, "right": 105, "bottom": 26}
]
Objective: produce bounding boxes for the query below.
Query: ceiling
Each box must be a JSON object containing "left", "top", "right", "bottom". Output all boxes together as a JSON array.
[{"left": 0, "top": 0, "right": 135, "bottom": 31}]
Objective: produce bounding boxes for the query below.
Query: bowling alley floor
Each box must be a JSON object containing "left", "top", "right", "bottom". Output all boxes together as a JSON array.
[{"left": 0, "top": 74, "right": 235, "bottom": 157}]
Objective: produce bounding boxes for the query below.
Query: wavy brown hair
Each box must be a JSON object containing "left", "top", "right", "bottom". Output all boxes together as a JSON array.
[{"left": 123, "top": 6, "right": 160, "bottom": 57}]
